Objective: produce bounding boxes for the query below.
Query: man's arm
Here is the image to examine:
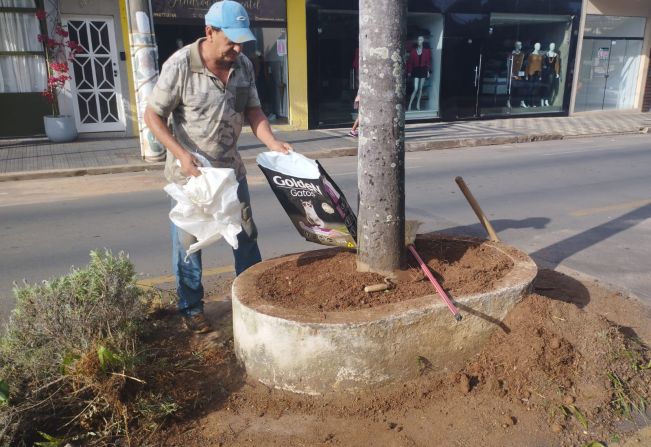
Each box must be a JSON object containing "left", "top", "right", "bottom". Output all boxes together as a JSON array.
[
  {"left": 246, "top": 106, "right": 291, "bottom": 154},
  {"left": 144, "top": 107, "right": 201, "bottom": 177}
]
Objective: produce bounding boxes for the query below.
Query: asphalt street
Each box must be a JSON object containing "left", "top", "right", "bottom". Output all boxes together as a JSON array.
[{"left": 1, "top": 133, "right": 649, "bottom": 320}]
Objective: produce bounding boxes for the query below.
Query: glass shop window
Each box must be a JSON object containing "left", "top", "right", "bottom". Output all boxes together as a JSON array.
[
  {"left": 480, "top": 13, "right": 573, "bottom": 116},
  {"left": 405, "top": 13, "right": 443, "bottom": 120}
]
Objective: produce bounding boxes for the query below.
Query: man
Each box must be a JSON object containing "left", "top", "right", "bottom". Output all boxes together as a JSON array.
[{"left": 144, "top": 0, "right": 291, "bottom": 333}]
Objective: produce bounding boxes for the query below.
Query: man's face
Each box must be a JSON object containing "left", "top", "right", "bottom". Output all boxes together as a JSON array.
[{"left": 204, "top": 26, "right": 242, "bottom": 65}]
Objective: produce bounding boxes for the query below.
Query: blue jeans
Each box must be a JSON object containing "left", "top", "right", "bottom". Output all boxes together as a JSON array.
[{"left": 171, "top": 178, "right": 262, "bottom": 316}]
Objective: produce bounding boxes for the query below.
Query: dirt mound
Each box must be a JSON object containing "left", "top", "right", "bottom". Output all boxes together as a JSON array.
[
  {"left": 146, "top": 269, "right": 650, "bottom": 447},
  {"left": 457, "top": 291, "right": 649, "bottom": 445},
  {"left": 258, "top": 237, "right": 514, "bottom": 311}
]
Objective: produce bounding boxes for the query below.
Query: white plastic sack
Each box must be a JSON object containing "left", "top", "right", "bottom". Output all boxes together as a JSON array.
[{"left": 164, "top": 167, "right": 242, "bottom": 259}]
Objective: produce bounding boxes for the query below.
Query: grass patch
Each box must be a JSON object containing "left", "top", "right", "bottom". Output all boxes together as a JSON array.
[{"left": 608, "top": 371, "right": 648, "bottom": 420}]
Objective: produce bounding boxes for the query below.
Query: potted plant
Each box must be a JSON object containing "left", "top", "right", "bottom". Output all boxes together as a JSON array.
[{"left": 36, "top": 6, "right": 81, "bottom": 142}]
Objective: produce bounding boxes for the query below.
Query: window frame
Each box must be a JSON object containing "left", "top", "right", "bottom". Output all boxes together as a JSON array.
[{"left": 0, "top": 2, "right": 46, "bottom": 60}]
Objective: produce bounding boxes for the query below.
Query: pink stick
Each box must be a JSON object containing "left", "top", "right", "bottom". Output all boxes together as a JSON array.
[{"left": 408, "top": 244, "right": 462, "bottom": 321}]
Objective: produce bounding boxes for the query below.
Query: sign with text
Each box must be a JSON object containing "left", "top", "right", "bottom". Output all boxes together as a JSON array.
[
  {"left": 152, "top": 0, "right": 286, "bottom": 23},
  {"left": 257, "top": 152, "right": 357, "bottom": 249}
]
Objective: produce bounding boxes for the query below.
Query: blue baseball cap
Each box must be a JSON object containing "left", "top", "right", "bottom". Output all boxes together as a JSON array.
[{"left": 205, "top": 1, "right": 256, "bottom": 43}]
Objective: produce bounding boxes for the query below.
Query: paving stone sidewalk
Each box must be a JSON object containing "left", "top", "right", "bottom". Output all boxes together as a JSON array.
[{"left": 1, "top": 111, "right": 649, "bottom": 181}]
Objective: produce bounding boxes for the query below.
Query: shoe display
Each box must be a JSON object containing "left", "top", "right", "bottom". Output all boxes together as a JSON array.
[{"left": 183, "top": 313, "right": 213, "bottom": 334}]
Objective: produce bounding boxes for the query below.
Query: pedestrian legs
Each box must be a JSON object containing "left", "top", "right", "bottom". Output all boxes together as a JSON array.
[{"left": 171, "top": 178, "right": 261, "bottom": 316}]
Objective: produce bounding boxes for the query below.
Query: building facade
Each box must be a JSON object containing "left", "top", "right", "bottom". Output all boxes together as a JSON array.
[
  {"left": 1, "top": 0, "right": 136, "bottom": 138},
  {"left": 303, "top": 0, "right": 651, "bottom": 128},
  {"left": 0, "top": 0, "right": 649, "bottom": 138}
]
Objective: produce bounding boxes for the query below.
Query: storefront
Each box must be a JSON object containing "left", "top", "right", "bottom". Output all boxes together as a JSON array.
[
  {"left": 574, "top": 0, "right": 651, "bottom": 113},
  {"left": 305, "top": 0, "right": 582, "bottom": 128},
  {"left": 575, "top": 15, "right": 646, "bottom": 112},
  {"left": 151, "top": 0, "right": 289, "bottom": 124}
]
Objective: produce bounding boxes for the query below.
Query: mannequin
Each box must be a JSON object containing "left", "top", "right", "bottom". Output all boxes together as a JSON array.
[
  {"left": 541, "top": 42, "right": 561, "bottom": 106},
  {"left": 526, "top": 42, "right": 544, "bottom": 107},
  {"left": 406, "top": 36, "right": 431, "bottom": 111},
  {"left": 508, "top": 41, "right": 527, "bottom": 108},
  {"left": 510, "top": 41, "right": 525, "bottom": 78}
]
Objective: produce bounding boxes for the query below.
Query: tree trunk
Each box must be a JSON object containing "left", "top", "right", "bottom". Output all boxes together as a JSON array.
[{"left": 356, "top": 0, "right": 407, "bottom": 275}]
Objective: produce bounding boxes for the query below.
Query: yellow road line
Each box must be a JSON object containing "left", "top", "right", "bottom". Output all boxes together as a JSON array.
[
  {"left": 571, "top": 199, "right": 651, "bottom": 217},
  {"left": 137, "top": 264, "right": 235, "bottom": 287}
]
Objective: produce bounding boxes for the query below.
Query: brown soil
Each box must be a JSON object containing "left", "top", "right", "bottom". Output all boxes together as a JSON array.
[
  {"left": 136, "top": 268, "right": 651, "bottom": 447},
  {"left": 258, "top": 237, "right": 514, "bottom": 311}
]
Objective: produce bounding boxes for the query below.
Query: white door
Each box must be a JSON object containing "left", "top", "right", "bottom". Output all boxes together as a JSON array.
[{"left": 64, "top": 17, "right": 125, "bottom": 132}]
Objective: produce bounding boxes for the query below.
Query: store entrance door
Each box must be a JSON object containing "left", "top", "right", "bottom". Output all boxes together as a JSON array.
[
  {"left": 575, "top": 38, "right": 643, "bottom": 111},
  {"left": 440, "top": 14, "right": 489, "bottom": 120}
]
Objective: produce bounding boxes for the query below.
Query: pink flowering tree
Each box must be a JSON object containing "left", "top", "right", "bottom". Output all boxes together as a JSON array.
[{"left": 35, "top": 6, "right": 82, "bottom": 116}]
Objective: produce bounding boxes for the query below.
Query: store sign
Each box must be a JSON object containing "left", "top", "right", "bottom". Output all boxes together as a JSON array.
[
  {"left": 597, "top": 47, "right": 610, "bottom": 60},
  {"left": 151, "top": 0, "right": 286, "bottom": 22}
]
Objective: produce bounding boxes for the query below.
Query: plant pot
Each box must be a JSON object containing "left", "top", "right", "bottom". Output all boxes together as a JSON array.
[{"left": 43, "top": 115, "right": 78, "bottom": 143}]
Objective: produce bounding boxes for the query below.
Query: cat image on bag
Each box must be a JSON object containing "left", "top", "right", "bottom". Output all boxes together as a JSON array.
[{"left": 301, "top": 200, "right": 325, "bottom": 228}]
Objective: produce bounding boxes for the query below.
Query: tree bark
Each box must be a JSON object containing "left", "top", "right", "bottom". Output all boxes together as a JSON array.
[{"left": 356, "top": 0, "right": 407, "bottom": 274}]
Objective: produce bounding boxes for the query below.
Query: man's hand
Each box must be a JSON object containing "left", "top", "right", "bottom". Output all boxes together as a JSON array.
[
  {"left": 247, "top": 107, "right": 292, "bottom": 154},
  {"left": 267, "top": 140, "right": 292, "bottom": 154},
  {"left": 178, "top": 151, "right": 201, "bottom": 177}
]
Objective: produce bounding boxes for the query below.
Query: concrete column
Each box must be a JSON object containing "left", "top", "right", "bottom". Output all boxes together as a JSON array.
[
  {"left": 286, "top": 0, "right": 309, "bottom": 129},
  {"left": 569, "top": 0, "right": 589, "bottom": 115},
  {"left": 124, "top": 0, "right": 165, "bottom": 161}
]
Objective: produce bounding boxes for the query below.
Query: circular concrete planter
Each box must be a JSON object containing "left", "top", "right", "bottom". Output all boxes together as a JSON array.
[{"left": 232, "top": 235, "right": 537, "bottom": 395}]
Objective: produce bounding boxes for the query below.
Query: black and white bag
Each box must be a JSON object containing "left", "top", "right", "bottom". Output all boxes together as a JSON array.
[{"left": 257, "top": 152, "right": 357, "bottom": 248}]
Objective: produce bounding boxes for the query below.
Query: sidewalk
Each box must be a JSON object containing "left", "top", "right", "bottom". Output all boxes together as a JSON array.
[{"left": 1, "top": 111, "right": 649, "bottom": 181}]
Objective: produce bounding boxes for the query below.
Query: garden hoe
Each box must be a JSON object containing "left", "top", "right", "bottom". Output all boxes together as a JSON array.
[
  {"left": 405, "top": 220, "right": 462, "bottom": 322},
  {"left": 454, "top": 176, "right": 500, "bottom": 242}
]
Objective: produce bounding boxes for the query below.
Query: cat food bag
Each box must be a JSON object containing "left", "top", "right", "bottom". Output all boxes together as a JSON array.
[{"left": 257, "top": 151, "right": 357, "bottom": 248}]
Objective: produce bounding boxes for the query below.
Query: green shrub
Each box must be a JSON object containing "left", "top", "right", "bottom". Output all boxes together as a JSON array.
[{"left": 0, "top": 250, "right": 149, "bottom": 446}]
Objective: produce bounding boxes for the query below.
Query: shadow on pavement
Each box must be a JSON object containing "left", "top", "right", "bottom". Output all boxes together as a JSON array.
[
  {"left": 441, "top": 217, "right": 551, "bottom": 238},
  {"left": 530, "top": 203, "right": 651, "bottom": 270}
]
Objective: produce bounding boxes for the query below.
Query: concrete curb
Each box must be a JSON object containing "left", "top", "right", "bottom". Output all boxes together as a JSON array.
[
  {"left": 242, "top": 133, "right": 567, "bottom": 164},
  {"left": 1, "top": 129, "right": 646, "bottom": 182},
  {"left": 0, "top": 162, "right": 165, "bottom": 182}
]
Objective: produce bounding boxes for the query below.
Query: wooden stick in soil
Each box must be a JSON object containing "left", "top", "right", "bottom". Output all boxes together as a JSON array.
[
  {"left": 364, "top": 277, "right": 393, "bottom": 293},
  {"left": 364, "top": 283, "right": 389, "bottom": 293},
  {"left": 454, "top": 176, "right": 500, "bottom": 242}
]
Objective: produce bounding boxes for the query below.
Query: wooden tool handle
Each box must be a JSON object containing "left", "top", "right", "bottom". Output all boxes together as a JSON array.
[{"left": 455, "top": 176, "right": 500, "bottom": 242}]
